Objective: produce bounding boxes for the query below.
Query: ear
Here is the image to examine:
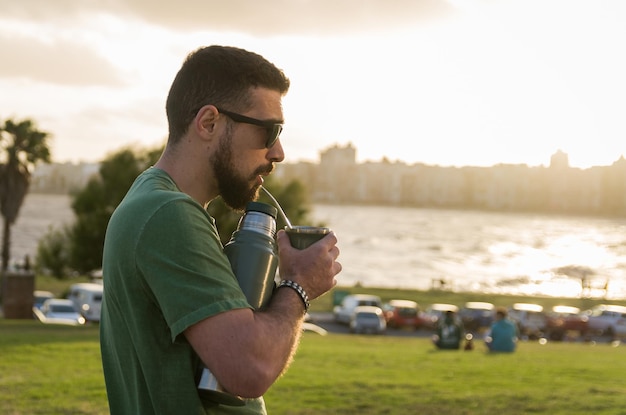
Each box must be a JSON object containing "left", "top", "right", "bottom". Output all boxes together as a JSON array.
[{"left": 194, "top": 105, "right": 219, "bottom": 139}]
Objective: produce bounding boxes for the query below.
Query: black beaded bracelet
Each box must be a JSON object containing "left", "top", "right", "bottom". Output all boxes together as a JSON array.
[{"left": 278, "top": 280, "right": 310, "bottom": 312}]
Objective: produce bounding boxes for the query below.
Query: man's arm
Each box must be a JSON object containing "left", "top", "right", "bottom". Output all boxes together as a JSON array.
[{"left": 185, "top": 230, "right": 341, "bottom": 398}]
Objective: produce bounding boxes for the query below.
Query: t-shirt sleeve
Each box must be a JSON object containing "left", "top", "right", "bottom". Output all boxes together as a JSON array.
[{"left": 136, "top": 198, "right": 251, "bottom": 341}]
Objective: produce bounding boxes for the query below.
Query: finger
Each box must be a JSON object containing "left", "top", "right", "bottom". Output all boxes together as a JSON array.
[
  {"left": 276, "top": 230, "right": 293, "bottom": 250},
  {"left": 334, "top": 261, "right": 342, "bottom": 275}
]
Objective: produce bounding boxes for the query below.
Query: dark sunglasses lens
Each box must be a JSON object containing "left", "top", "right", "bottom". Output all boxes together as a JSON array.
[{"left": 266, "top": 124, "right": 282, "bottom": 148}]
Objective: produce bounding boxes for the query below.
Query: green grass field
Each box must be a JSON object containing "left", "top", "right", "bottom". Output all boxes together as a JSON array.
[
  {"left": 4, "top": 276, "right": 626, "bottom": 414},
  {"left": 2, "top": 319, "right": 626, "bottom": 415}
]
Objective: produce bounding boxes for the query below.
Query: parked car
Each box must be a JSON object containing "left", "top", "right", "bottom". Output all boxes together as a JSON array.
[
  {"left": 349, "top": 305, "right": 386, "bottom": 334},
  {"left": 40, "top": 299, "right": 86, "bottom": 325},
  {"left": 508, "top": 303, "right": 547, "bottom": 339},
  {"left": 458, "top": 302, "right": 494, "bottom": 333},
  {"left": 421, "top": 303, "right": 459, "bottom": 330},
  {"left": 68, "top": 283, "right": 103, "bottom": 322},
  {"left": 544, "top": 305, "right": 589, "bottom": 340},
  {"left": 383, "top": 299, "right": 422, "bottom": 329},
  {"left": 584, "top": 304, "right": 626, "bottom": 336},
  {"left": 333, "top": 294, "right": 383, "bottom": 324},
  {"left": 33, "top": 290, "right": 54, "bottom": 311}
]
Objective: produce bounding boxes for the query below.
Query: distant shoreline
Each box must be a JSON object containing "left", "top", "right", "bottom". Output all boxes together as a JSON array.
[{"left": 26, "top": 191, "right": 626, "bottom": 222}]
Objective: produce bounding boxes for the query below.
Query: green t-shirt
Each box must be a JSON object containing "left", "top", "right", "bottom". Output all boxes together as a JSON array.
[{"left": 100, "top": 168, "right": 265, "bottom": 414}]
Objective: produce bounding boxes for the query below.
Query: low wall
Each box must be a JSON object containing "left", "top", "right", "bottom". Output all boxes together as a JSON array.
[{"left": 2, "top": 272, "right": 35, "bottom": 319}]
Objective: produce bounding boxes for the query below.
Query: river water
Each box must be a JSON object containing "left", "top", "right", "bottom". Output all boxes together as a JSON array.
[
  {"left": 12, "top": 194, "right": 626, "bottom": 299},
  {"left": 310, "top": 204, "right": 626, "bottom": 300}
]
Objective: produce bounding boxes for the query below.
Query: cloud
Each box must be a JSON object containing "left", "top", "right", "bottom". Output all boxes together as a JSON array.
[
  {"left": 0, "top": 0, "right": 455, "bottom": 87},
  {"left": 0, "top": 32, "right": 127, "bottom": 86},
  {"left": 0, "top": 0, "right": 455, "bottom": 36},
  {"left": 125, "top": 0, "right": 455, "bottom": 35}
]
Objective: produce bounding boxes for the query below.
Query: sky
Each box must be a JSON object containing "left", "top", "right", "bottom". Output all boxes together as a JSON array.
[{"left": 1, "top": 0, "right": 626, "bottom": 169}]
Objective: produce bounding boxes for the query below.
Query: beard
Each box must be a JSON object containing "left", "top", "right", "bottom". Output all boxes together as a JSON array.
[{"left": 211, "top": 127, "right": 272, "bottom": 211}]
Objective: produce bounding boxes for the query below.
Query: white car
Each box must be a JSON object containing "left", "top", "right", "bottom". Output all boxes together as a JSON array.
[
  {"left": 40, "top": 299, "right": 86, "bottom": 325},
  {"left": 349, "top": 306, "right": 386, "bottom": 335},
  {"left": 458, "top": 301, "right": 495, "bottom": 332},
  {"left": 68, "top": 283, "right": 103, "bottom": 322},
  {"left": 33, "top": 290, "right": 54, "bottom": 311},
  {"left": 508, "top": 303, "right": 547, "bottom": 339},
  {"left": 584, "top": 304, "right": 626, "bottom": 336},
  {"left": 333, "top": 294, "right": 383, "bottom": 324}
]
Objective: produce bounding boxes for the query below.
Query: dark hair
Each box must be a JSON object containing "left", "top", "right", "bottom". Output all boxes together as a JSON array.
[
  {"left": 496, "top": 306, "right": 508, "bottom": 318},
  {"left": 165, "top": 45, "right": 290, "bottom": 143}
]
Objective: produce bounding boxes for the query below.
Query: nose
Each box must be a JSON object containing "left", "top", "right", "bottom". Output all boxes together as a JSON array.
[{"left": 268, "top": 139, "right": 285, "bottom": 162}]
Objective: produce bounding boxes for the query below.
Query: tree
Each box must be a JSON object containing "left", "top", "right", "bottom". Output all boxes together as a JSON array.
[
  {"left": 38, "top": 145, "right": 318, "bottom": 276},
  {"left": 37, "top": 147, "right": 160, "bottom": 276},
  {"left": 36, "top": 225, "right": 71, "bottom": 278},
  {"left": 68, "top": 147, "right": 160, "bottom": 273},
  {"left": 0, "top": 118, "right": 51, "bottom": 271}
]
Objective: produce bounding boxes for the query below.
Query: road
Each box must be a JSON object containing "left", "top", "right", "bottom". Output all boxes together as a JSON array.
[{"left": 307, "top": 312, "right": 432, "bottom": 338}]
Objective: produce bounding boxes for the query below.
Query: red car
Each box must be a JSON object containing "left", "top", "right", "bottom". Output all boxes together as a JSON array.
[
  {"left": 545, "top": 305, "right": 589, "bottom": 340},
  {"left": 383, "top": 299, "right": 423, "bottom": 330}
]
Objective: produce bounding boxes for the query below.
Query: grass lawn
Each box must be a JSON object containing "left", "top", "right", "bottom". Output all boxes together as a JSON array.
[
  {"left": 2, "top": 320, "right": 626, "bottom": 415},
  {"left": 0, "top": 321, "right": 106, "bottom": 415},
  {"left": 269, "top": 334, "right": 626, "bottom": 415}
]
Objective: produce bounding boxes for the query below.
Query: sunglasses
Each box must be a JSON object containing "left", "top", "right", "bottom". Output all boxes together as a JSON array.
[{"left": 215, "top": 107, "right": 283, "bottom": 148}]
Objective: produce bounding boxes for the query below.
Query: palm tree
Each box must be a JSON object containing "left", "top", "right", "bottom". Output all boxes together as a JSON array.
[{"left": 0, "top": 118, "right": 51, "bottom": 271}]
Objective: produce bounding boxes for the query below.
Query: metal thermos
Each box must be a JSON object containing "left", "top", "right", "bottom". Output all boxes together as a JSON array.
[
  {"left": 197, "top": 201, "right": 279, "bottom": 406},
  {"left": 224, "top": 201, "right": 279, "bottom": 309}
]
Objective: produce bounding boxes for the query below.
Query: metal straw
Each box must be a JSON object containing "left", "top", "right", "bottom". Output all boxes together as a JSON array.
[{"left": 261, "top": 186, "right": 293, "bottom": 229}]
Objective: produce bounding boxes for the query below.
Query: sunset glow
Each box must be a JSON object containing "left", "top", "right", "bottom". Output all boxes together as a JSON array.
[{"left": 1, "top": 0, "right": 625, "bottom": 168}]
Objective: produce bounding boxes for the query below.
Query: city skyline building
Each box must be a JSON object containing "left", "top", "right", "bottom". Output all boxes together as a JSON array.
[{"left": 30, "top": 144, "right": 626, "bottom": 217}]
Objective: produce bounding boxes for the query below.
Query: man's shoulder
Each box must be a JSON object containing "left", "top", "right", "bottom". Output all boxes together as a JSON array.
[
  {"left": 125, "top": 169, "right": 196, "bottom": 207},
  {"left": 132, "top": 168, "right": 179, "bottom": 194},
  {"left": 110, "top": 170, "right": 206, "bottom": 231}
]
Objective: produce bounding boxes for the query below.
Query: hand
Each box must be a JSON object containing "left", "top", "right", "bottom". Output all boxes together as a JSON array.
[{"left": 276, "top": 229, "right": 341, "bottom": 301}]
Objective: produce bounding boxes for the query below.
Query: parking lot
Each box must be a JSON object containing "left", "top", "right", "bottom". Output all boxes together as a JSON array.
[{"left": 306, "top": 312, "right": 622, "bottom": 345}]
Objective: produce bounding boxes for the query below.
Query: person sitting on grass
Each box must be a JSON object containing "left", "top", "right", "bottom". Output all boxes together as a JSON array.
[
  {"left": 432, "top": 310, "right": 464, "bottom": 350},
  {"left": 485, "top": 306, "right": 518, "bottom": 353}
]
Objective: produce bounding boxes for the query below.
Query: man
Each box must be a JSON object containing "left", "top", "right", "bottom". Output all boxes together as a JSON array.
[
  {"left": 432, "top": 310, "right": 464, "bottom": 350},
  {"left": 485, "top": 307, "right": 518, "bottom": 352},
  {"left": 100, "top": 45, "right": 342, "bottom": 414}
]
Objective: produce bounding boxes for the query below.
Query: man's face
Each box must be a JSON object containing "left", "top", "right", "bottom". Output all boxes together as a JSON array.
[
  {"left": 210, "top": 87, "right": 285, "bottom": 210},
  {"left": 211, "top": 124, "right": 272, "bottom": 211}
]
